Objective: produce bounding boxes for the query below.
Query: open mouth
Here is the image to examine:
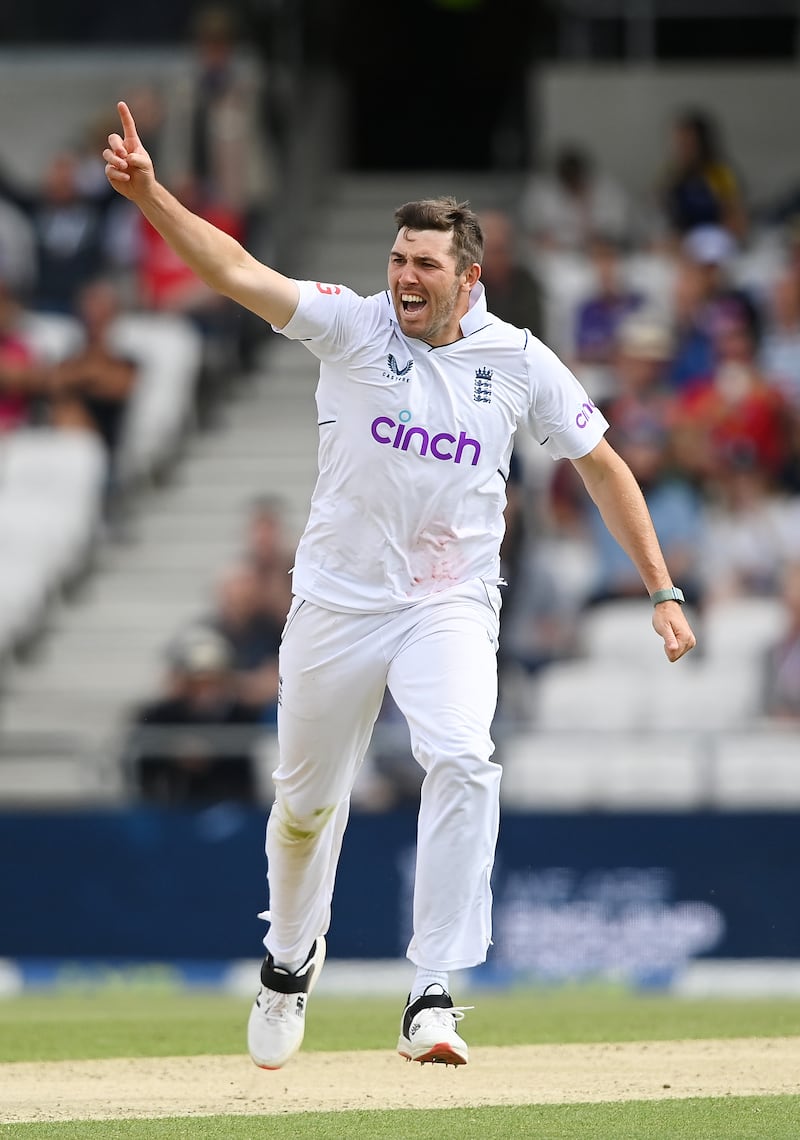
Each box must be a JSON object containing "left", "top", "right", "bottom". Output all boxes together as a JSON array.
[{"left": 401, "top": 293, "right": 426, "bottom": 314}]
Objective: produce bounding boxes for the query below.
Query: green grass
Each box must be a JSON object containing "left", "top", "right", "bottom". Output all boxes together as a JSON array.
[
  {"left": 1, "top": 986, "right": 799, "bottom": 1062},
  {"left": 1, "top": 1099, "right": 798, "bottom": 1140},
  {"left": 2, "top": 987, "right": 799, "bottom": 1139}
]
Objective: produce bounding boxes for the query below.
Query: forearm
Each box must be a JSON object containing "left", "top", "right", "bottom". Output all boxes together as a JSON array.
[
  {"left": 138, "top": 182, "right": 253, "bottom": 299},
  {"left": 576, "top": 443, "right": 674, "bottom": 596}
]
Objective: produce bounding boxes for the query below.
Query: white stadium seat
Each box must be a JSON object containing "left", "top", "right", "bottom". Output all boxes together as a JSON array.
[
  {"left": 18, "top": 311, "right": 85, "bottom": 363},
  {"left": 532, "top": 661, "right": 653, "bottom": 732},
  {"left": 0, "top": 430, "right": 108, "bottom": 585},
  {"left": 711, "top": 732, "right": 800, "bottom": 808},
  {"left": 702, "top": 595, "right": 786, "bottom": 663},
  {"left": 0, "top": 496, "right": 95, "bottom": 589},
  {"left": 0, "top": 428, "right": 107, "bottom": 509},
  {"left": 0, "top": 561, "right": 51, "bottom": 657},
  {"left": 112, "top": 312, "right": 203, "bottom": 485},
  {"left": 498, "top": 730, "right": 703, "bottom": 810},
  {"left": 532, "top": 657, "right": 761, "bottom": 734}
]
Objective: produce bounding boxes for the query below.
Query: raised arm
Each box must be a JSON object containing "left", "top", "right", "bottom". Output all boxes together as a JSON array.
[
  {"left": 103, "top": 101, "right": 299, "bottom": 328},
  {"left": 571, "top": 438, "right": 697, "bottom": 662}
]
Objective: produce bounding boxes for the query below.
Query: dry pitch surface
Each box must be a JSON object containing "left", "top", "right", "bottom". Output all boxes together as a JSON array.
[{"left": 2, "top": 1038, "right": 799, "bottom": 1123}]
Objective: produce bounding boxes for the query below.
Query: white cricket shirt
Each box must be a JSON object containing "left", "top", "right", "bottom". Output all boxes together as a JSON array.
[{"left": 276, "top": 280, "right": 608, "bottom": 613}]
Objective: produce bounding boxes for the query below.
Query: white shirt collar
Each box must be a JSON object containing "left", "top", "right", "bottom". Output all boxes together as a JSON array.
[
  {"left": 460, "top": 281, "right": 488, "bottom": 336},
  {"left": 387, "top": 281, "right": 489, "bottom": 341}
]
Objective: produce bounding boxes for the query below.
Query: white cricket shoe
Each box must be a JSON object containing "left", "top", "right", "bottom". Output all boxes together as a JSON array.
[
  {"left": 397, "top": 984, "right": 470, "bottom": 1066},
  {"left": 247, "top": 936, "right": 326, "bottom": 1069}
]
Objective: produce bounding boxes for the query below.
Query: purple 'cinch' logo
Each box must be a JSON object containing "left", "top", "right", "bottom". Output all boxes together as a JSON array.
[
  {"left": 370, "top": 411, "right": 481, "bottom": 466},
  {"left": 576, "top": 400, "right": 597, "bottom": 429}
]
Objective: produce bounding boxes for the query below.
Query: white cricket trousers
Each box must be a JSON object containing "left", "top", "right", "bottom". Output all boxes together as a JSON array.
[{"left": 263, "top": 577, "right": 502, "bottom": 972}]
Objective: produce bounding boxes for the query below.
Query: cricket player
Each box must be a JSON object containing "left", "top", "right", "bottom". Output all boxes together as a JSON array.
[{"left": 104, "top": 101, "right": 696, "bottom": 1070}]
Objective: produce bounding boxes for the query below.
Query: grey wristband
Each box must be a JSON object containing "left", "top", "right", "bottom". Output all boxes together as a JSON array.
[{"left": 651, "top": 586, "right": 685, "bottom": 606}]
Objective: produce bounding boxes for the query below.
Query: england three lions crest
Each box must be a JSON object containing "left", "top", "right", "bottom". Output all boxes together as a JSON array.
[{"left": 473, "top": 367, "right": 493, "bottom": 403}]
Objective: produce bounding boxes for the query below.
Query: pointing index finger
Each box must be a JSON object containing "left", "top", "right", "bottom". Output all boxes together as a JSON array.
[{"left": 117, "top": 101, "right": 139, "bottom": 143}]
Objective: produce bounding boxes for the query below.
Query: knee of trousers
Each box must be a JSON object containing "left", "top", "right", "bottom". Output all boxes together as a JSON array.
[
  {"left": 419, "top": 743, "right": 501, "bottom": 793},
  {"left": 268, "top": 793, "right": 338, "bottom": 851}
]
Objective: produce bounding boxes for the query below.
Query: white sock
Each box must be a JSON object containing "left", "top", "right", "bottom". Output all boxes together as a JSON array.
[
  {"left": 274, "top": 957, "right": 306, "bottom": 974},
  {"left": 271, "top": 939, "right": 318, "bottom": 976},
  {"left": 410, "top": 968, "right": 450, "bottom": 1002}
]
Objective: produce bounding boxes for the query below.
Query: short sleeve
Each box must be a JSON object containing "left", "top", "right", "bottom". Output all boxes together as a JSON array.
[
  {"left": 524, "top": 336, "right": 609, "bottom": 460},
  {"left": 273, "top": 280, "right": 377, "bottom": 364}
]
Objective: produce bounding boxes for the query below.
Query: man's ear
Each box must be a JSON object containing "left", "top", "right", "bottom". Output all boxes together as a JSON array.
[{"left": 464, "top": 263, "right": 481, "bottom": 290}]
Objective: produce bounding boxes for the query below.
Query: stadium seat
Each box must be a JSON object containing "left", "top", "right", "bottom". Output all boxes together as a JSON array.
[
  {"left": 18, "top": 311, "right": 84, "bottom": 363},
  {"left": 624, "top": 251, "right": 677, "bottom": 316},
  {"left": 0, "top": 561, "right": 51, "bottom": 658},
  {"left": 536, "top": 250, "right": 597, "bottom": 355},
  {"left": 532, "top": 656, "right": 761, "bottom": 734},
  {"left": 701, "top": 595, "right": 785, "bottom": 663},
  {"left": 711, "top": 732, "right": 800, "bottom": 808},
  {"left": 640, "top": 660, "right": 763, "bottom": 732},
  {"left": 498, "top": 731, "right": 597, "bottom": 809},
  {"left": 0, "top": 428, "right": 107, "bottom": 508},
  {"left": 0, "top": 430, "right": 108, "bottom": 585},
  {"left": 0, "top": 493, "right": 99, "bottom": 590},
  {"left": 112, "top": 312, "right": 204, "bottom": 486},
  {"left": 532, "top": 661, "right": 651, "bottom": 732},
  {"left": 498, "top": 730, "right": 703, "bottom": 810}
]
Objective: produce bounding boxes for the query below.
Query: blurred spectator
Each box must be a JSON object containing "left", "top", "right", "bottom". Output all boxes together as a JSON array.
[
  {"left": 759, "top": 274, "right": 800, "bottom": 411},
  {"left": 671, "top": 309, "right": 792, "bottom": 493},
  {"left": 129, "top": 624, "right": 259, "bottom": 805},
  {"left": 603, "top": 313, "right": 676, "bottom": 433},
  {"left": 761, "top": 171, "right": 800, "bottom": 228},
  {"left": 763, "top": 561, "right": 800, "bottom": 720},
  {"left": 75, "top": 109, "right": 127, "bottom": 201},
  {"left": 203, "top": 560, "right": 283, "bottom": 722},
  {"left": 668, "top": 226, "right": 761, "bottom": 390},
  {"left": 656, "top": 108, "right": 748, "bottom": 243},
  {"left": 240, "top": 494, "right": 294, "bottom": 623},
  {"left": 584, "top": 314, "right": 704, "bottom": 607},
  {"left": 0, "top": 151, "right": 116, "bottom": 315},
  {"left": 0, "top": 191, "right": 37, "bottom": 300},
  {"left": 519, "top": 144, "right": 634, "bottom": 253},
  {"left": 0, "top": 280, "right": 42, "bottom": 431},
  {"left": 499, "top": 454, "right": 596, "bottom": 683},
  {"left": 773, "top": 215, "right": 800, "bottom": 298},
  {"left": 570, "top": 235, "right": 645, "bottom": 398},
  {"left": 44, "top": 277, "right": 138, "bottom": 513},
  {"left": 496, "top": 533, "right": 580, "bottom": 681},
  {"left": 158, "top": 3, "right": 275, "bottom": 246},
  {"left": 153, "top": 3, "right": 275, "bottom": 375},
  {"left": 700, "top": 460, "right": 800, "bottom": 603},
  {"left": 477, "top": 208, "right": 545, "bottom": 335}
]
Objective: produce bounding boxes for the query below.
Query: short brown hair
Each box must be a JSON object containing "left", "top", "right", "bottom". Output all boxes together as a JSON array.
[{"left": 394, "top": 197, "right": 484, "bottom": 274}]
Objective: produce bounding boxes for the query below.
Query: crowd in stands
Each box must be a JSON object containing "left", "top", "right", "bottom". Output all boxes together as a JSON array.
[
  {"left": 496, "top": 108, "right": 800, "bottom": 726},
  {"left": 0, "top": 4, "right": 282, "bottom": 799},
  {"left": 0, "top": 3, "right": 275, "bottom": 477},
  {"left": 128, "top": 496, "right": 294, "bottom": 805}
]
